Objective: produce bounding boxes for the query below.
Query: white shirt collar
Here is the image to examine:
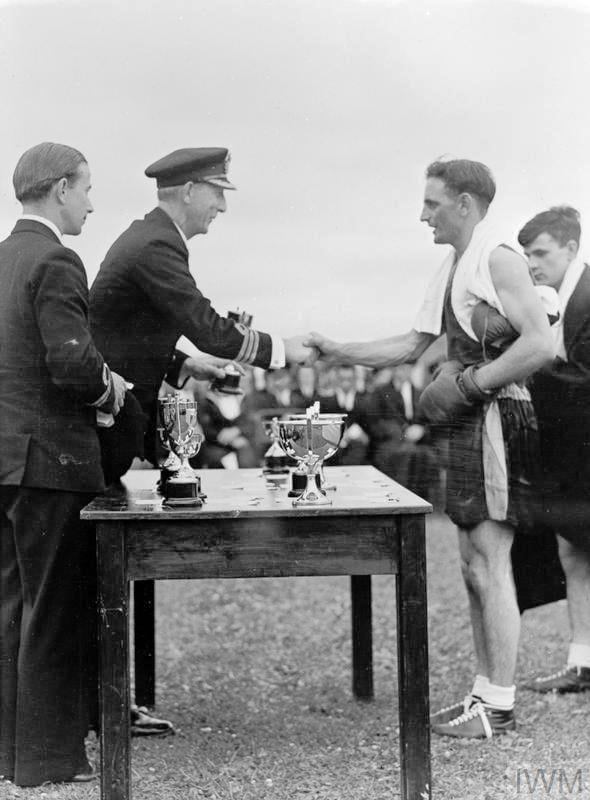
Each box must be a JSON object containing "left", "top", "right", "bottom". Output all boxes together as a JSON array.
[
  {"left": 20, "top": 214, "right": 62, "bottom": 242},
  {"left": 172, "top": 221, "right": 188, "bottom": 247}
]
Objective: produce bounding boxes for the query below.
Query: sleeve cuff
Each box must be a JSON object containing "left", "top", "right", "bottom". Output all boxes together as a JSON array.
[
  {"left": 269, "top": 335, "right": 286, "bottom": 369},
  {"left": 89, "top": 363, "right": 113, "bottom": 407}
]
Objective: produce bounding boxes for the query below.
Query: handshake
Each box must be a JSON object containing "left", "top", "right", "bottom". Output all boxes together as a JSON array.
[
  {"left": 182, "top": 336, "right": 323, "bottom": 383},
  {"left": 418, "top": 361, "right": 495, "bottom": 424},
  {"left": 284, "top": 334, "right": 321, "bottom": 366}
]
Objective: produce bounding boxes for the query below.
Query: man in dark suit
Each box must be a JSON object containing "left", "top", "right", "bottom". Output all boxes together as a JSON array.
[
  {"left": 518, "top": 206, "right": 590, "bottom": 692},
  {"left": 0, "top": 142, "right": 126, "bottom": 785},
  {"left": 89, "top": 147, "right": 313, "bottom": 477}
]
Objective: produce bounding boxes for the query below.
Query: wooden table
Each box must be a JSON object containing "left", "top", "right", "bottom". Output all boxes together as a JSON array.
[{"left": 81, "top": 465, "right": 432, "bottom": 800}]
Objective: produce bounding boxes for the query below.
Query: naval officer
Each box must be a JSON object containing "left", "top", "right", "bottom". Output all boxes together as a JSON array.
[{"left": 90, "top": 147, "right": 313, "bottom": 477}]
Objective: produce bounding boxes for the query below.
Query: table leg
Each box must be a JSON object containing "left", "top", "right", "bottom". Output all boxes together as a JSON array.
[
  {"left": 133, "top": 580, "right": 155, "bottom": 708},
  {"left": 97, "top": 522, "right": 131, "bottom": 800},
  {"left": 351, "top": 575, "right": 373, "bottom": 699},
  {"left": 396, "top": 515, "right": 431, "bottom": 800}
]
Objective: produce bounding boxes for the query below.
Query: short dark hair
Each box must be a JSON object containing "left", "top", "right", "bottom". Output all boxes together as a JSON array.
[
  {"left": 425, "top": 159, "right": 496, "bottom": 210},
  {"left": 518, "top": 205, "right": 581, "bottom": 248},
  {"left": 13, "top": 142, "right": 87, "bottom": 203}
]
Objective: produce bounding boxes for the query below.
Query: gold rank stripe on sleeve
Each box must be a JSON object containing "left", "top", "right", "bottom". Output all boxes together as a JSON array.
[{"left": 234, "top": 327, "right": 260, "bottom": 365}]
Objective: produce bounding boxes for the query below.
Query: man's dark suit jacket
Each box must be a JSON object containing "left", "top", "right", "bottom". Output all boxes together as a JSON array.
[
  {"left": 533, "top": 263, "right": 590, "bottom": 539},
  {"left": 513, "top": 264, "right": 590, "bottom": 611},
  {"left": 0, "top": 219, "right": 109, "bottom": 492},
  {"left": 89, "top": 207, "right": 274, "bottom": 468}
]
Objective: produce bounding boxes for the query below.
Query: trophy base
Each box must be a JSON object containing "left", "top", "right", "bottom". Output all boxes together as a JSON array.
[
  {"left": 157, "top": 467, "right": 178, "bottom": 495},
  {"left": 163, "top": 478, "right": 203, "bottom": 507},
  {"left": 288, "top": 470, "right": 321, "bottom": 497},
  {"left": 159, "top": 472, "right": 206, "bottom": 500},
  {"left": 292, "top": 489, "right": 332, "bottom": 507}
]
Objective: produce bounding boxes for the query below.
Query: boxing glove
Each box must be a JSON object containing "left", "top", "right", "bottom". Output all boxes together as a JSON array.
[{"left": 418, "top": 361, "right": 493, "bottom": 424}]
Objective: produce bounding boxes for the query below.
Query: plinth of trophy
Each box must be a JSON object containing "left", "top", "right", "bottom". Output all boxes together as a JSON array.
[
  {"left": 163, "top": 475, "right": 203, "bottom": 506},
  {"left": 288, "top": 467, "right": 322, "bottom": 498}
]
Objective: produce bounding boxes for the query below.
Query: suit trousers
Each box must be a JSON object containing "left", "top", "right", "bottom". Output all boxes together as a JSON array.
[{"left": 0, "top": 486, "right": 96, "bottom": 786}]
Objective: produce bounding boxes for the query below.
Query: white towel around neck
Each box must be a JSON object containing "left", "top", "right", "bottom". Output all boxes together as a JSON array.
[{"left": 413, "top": 216, "right": 508, "bottom": 339}]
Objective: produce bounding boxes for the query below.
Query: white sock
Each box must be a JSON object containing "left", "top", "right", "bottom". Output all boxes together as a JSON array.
[
  {"left": 567, "top": 642, "right": 590, "bottom": 669},
  {"left": 471, "top": 674, "right": 490, "bottom": 698},
  {"left": 480, "top": 682, "right": 515, "bottom": 710}
]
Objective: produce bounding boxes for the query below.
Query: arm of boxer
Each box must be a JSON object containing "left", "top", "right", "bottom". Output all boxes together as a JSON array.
[
  {"left": 471, "top": 301, "right": 518, "bottom": 352},
  {"left": 304, "top": 329, "right": 436, "bottom": 368},
  {"left": 472, "top": 287, "right": 559, "bottom": 356},
  {"left": 473, "top": 247, "right": 554, "bottom": 391}
]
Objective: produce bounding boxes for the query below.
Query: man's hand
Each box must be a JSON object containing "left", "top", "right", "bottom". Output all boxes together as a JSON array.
[
  {"left": 183, "top": 355, "right": 244, "bottom": 382},
  {"left": 303, "top": 331, "right": 342, "bottom": 364},
  {"left": 110, "top": 371, "right": 127, "bottom": 416},
  {"left": 284, "top": 335, "right": 319, "bottom": 366}
]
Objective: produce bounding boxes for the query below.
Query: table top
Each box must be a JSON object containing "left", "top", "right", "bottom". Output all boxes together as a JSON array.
[{"left": 81, "top": 465, "right": 432, "bottom": 521}]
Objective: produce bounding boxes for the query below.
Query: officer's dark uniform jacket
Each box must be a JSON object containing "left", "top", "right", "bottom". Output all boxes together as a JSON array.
[
  {"left": 0, "top": 219, "right": 111, "bottom": 492},
  {"left": 89, "top": 207, "right": 274, "bottom": 467}
]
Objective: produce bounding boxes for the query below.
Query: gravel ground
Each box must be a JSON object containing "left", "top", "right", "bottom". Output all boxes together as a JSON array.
[{"left": 2, "top": 512, "right": 588, "bottom": 800}]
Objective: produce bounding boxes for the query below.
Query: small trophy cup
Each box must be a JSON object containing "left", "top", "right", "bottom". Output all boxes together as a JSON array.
[
  {"left": 276, "top": 406, "right": 346, "bottom": 506},
  {"left": 211, "top": 309, "right": 253, "bottom": 395},
  {"left": 158, "top": 393, "right": 204, "bottom": 506},
  {"left": 288, "top": 406, "right": 347, "bottom": 492},
  {"left": 262, "top": 417, "right": 291, "bottom": 476}
]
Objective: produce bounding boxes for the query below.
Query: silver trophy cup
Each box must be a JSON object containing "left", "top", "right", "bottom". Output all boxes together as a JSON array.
[
  {"left": 276, "top": 413, "right": 346, "bottom": 506},
  {"left": 288, "top": 412, "right": 347, "bottom": 491},
  {"left": 158, "top": 393, "right": 203, "bottom": 506}
]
